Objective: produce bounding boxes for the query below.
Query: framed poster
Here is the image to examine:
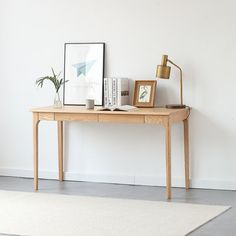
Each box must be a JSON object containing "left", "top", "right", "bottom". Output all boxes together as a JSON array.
[
  {"left": 63, "top": 43, "right": 105, "bottom": 106},
  {"left": 133, "top": 80, "right": 157, "bottom": 107}
]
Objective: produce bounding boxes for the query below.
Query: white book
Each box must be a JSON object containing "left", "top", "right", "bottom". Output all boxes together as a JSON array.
[
  {"left": 98, "top": 105, "right": 137, "bottom": 112},
  {"left": 112, "top": 78, "right": 117, "bottom": 106},
  {"left": 108, "top": 78, "right": 113, "bottom": 107},
  {"left": 103, "top": 78, "right": 109, "bottom": 107},
  {"left": 117, "top": 78, "right": 129, "bottom": 106}
]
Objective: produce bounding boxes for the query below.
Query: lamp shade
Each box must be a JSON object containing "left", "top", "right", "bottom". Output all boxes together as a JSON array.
[
  {"left": 156, "top": 55, "right": 171, "bottom": 79},
  {"left": 156, "top": 65, "right": 171, "bottom": 79}
]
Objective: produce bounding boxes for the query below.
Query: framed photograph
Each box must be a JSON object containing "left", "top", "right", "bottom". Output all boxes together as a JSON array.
[
  {"left": 63, "top": 43, "right": 105, "bottom": 106},
  {"left": 133, "top": 80, "right": 157, "bottom": 107}
]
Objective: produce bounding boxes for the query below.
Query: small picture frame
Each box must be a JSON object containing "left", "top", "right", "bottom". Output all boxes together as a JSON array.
[{"left": 133, "top": 80, "right": 157, "bottom": 107}]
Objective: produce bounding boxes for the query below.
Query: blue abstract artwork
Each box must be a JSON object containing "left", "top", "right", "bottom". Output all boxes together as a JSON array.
[
  {"left": 73, "top": 60, "right": 96, "bottom": 77},
  {"left": 64, "top": 43, "right": 104, "bottom": 105}
]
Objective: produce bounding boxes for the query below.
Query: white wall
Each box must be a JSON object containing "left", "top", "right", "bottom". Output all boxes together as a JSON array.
[{"left": 0, "top": 0, "right": 236, "bottom": 190}]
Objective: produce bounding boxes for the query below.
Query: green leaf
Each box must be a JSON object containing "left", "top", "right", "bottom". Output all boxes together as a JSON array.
[
  {"left": 51, "top": 68, "right": 56, "bottom": 78},
  {"left": 36, "top": 68, "right": 68, "bottom": 92}
]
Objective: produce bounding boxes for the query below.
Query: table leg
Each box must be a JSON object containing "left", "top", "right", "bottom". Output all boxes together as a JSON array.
[
  {"left": 33, "top": 113, "right": 39, "bottom": 190},
  {"left": 165, "top": 121, "right": 171, "bottom": 199},
  {"left": 183, "top": 119, "right": 190, "bottom": 190},
  {"left": 58, "top": 121, "right": 64, "bottom": 181}
]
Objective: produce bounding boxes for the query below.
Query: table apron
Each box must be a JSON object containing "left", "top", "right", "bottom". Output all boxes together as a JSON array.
[{"left": 37, "top": 112, "right": 172, "bottom": 125}]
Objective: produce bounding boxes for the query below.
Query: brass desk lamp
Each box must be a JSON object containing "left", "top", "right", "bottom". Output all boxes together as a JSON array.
[{"left": 156, "top": 55, "right": 186, "bottom": 109}]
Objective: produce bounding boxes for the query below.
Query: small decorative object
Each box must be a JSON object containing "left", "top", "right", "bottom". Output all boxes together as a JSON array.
[
  {"left": 64, "top": 43, "right": 105, "bottom": 106},
  {"left": 133, "top": 80, "right": 157, "bottom": 108},
  {"left": 85, "top": 99, "right": 95, "bottom": 109},
  {"left": 36, "top": 68, "right": 68, "bottom": 108},
  {"left": 156, "top": 55, "right": 186, "bottom": 109}
]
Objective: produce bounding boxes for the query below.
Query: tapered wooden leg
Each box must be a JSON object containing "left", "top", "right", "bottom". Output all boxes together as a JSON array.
[
  {"left": 58, "top": 121, "right": 64, "bottom": 181},
  {"left": 183, "top": 119, "right": 190, "bottom": 190},
  {"left": 165, "top": 121, "right": 171, "bottom": 199},
  {"left": 33, "top": 113, "right": 40, "bottom": 190}
]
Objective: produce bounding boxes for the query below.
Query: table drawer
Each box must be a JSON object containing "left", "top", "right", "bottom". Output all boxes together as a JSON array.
[
  {"left": 55, "top": 113, "right": 98, "bottom": 122},
  {"left": 99, "top": 114, "right": 144, "bottom": 123},
  {"left": 145, "top": 115, "right": 166, "bottom": 124},
  {"left": 39, "top": 112, "right": 54, "bottom": 121}
]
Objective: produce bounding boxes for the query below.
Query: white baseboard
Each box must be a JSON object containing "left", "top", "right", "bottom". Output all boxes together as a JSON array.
[{"left": 0, "top": 168, "right": 236, "bottom": 190}]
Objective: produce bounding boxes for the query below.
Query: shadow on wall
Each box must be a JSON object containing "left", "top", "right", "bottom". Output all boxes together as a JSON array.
[
  {"left": 62, "top": 120, "right": 166, "bottom": 175},
  {"left": 156, "top": 85, "right": 175, "bottom": 106},
  {"left": 189, "top": 108, "right": 235, "bottom": 179}
]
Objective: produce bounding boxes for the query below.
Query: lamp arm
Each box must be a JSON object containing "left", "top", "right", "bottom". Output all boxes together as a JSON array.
[{"left": 167, "top": 59, "right": 183, "bottom": 105}]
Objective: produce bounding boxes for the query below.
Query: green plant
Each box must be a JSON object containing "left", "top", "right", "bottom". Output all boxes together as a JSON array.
[{"left": 36, "top": 68, "right": 68, "bottom": 93}]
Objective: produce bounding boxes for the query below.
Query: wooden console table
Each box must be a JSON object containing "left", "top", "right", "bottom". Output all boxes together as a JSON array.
[{"left": 30, "top": 106, "right": 190, "bottom": 199}]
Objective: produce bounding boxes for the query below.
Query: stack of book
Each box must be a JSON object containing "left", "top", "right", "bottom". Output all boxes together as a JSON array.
[{"left": 104, "top": 78, "right": 130, "bottom": 107}]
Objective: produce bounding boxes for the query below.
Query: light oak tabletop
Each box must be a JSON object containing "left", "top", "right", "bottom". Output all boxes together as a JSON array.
[{"left": 30, "top": 106, "right": 189, "bottom": 116}]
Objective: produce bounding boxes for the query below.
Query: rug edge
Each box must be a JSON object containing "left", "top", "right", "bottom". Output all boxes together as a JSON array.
[{"left": 185, "top": 205, "right": 231, "bottom": 236}]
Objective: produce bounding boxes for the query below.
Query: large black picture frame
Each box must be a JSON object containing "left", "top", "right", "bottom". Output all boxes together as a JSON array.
[{"left": 63, "top": 42, "right": 105, "bottom": 106}]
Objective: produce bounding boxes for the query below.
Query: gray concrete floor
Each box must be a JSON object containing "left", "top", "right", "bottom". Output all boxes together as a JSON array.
[{"left": 0, "top": 176, "right": 235, "bottom": 236}]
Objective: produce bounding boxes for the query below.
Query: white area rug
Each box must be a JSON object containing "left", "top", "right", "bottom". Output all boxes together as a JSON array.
[{"left": 0, "top": 190, "right": 230, "bottom": 236}]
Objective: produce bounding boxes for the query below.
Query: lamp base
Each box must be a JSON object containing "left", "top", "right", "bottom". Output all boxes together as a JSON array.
[{"left": 165, "top": 104, "right": 186, "bottom": 109}]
